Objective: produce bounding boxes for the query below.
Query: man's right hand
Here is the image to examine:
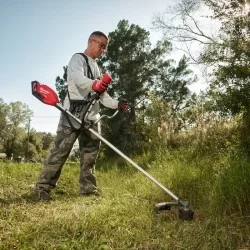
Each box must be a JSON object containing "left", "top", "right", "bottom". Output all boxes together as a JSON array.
[{"left": 92, "top": 73, "right": 112, "bottom": 93}]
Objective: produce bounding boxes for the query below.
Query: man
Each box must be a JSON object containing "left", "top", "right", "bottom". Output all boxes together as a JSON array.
[{"left": 35, "top": 31, "right": 128, "bottom": 201}]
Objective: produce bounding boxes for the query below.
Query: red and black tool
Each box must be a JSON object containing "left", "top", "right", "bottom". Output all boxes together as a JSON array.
[{"left": 31, "top": 79, "right": 194, "bottom": 220}]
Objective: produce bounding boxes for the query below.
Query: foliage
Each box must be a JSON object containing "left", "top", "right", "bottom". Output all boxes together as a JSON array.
[
  {"left": 0, "top": 101, "right": 33, "bottom": 159},
  {"left": 201, "top": 0, "right": 250, "bottom": 116},
  {"left": 202, "top": 0, "right": 250, "bottom": 152},
  {"left": 152, "top": 56, "right": 195, "bottom": 107},
  {"left": 98, "top": 20, "right": 196, "bottom": 154},
  {"left": 152, "top": 0, "right": 216, "bottom": 60},
  {"left": 100, "top": 20, "right": 165, "bottom": 108},
  {"left": 55, "top": 66, "right": 68, "bottom": 103},
  {"left": 153, "top": 0, "right": 250, "bottom": 114},
  {"left": 150, "top": 55, "right": 197, "bottom": 135},
  {"left": 152, "top": 0, "right": 250, "bottom": 153},
  {"left": 39, "top": 132, "right": 55, "bottom": 151},
  {"left": 0, "top": 98, "right": 55, "bottom": 161},
  {"left": 0, "top": 98, "right": 8, "bottom": 149},
  {"left": 22, "top": 129, "right": 43, "bottom": 161}
]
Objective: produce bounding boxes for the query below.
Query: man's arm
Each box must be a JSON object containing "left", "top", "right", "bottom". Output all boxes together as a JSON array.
[{"left": 99, "top": 92, "right": 119, "bottom": 109}]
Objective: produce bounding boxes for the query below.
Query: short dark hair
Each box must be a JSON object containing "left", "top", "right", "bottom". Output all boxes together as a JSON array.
[{"left": 89, "top": 31, "right": 108, "bottom": 40}]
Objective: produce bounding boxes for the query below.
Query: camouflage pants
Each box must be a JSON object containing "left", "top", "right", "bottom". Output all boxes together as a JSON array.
[{"left": 36, "top": 123, "right": 101, "bottom": 194}]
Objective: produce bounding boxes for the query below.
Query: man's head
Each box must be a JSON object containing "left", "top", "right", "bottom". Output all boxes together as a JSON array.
[{"left": 86, "top": 31, "right": 108, "bottom": 59}]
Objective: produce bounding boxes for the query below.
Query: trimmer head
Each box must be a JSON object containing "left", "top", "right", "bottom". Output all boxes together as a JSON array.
[{"left": 155, "top": 200, "right": 194, "bottom": 220}]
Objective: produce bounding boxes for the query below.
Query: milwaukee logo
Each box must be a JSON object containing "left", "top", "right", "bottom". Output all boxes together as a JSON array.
[{"left": 40, "top": 87, "right": 50, "bottom": 95}]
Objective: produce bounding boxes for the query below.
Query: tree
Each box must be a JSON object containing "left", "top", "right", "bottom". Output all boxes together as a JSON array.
[
  {"left": 152, "top": 0, "right": 218, "bottom": 63},
  {"left": 153, "top": 0, "right": 250, "bottom": 152},
  {"left": 99, "top": 20, "right": 173, "bottom": 153},
  {"left": 152, "top": 55, "right": 196, "bottom": 120},
  {"left": 153, "top": 0, "right": 250, "bottom": 114},
  {"left": 0, "top": 98, "right": 8, "bottom": 149},
  {"left": 202, "top": 0, "right": 250, "bottom": 115},
  {"left": 22, "top": 129, "right": 40, "bottom": 161},
  {"left": 158, "top": 59, "right": 197, "bottom": 138},
  {"left": 40, "top": 132, "right": 54, "bottom": 151},
  {"left": 55, "top": 66, "right": 68, "bottom": 103},
  {"left": 0, "top": 101, "right": 33, "bottom": 159}
]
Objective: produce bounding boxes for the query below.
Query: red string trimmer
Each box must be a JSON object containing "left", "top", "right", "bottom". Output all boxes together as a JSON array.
[{"left": 31, "top": 78, "right": 194, "bottom": 220}]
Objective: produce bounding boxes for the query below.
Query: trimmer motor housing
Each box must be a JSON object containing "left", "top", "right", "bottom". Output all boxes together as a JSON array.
[{"left": 155, "top": 200, "right": 194, "bottom": 220}]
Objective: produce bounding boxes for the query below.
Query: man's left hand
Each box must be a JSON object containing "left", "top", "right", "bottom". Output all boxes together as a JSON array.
[{"left": 118, "top": 99, "right": 129, "bottom": 111}]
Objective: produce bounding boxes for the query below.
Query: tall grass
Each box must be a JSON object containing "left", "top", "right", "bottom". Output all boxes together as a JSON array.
[{"left": 0, "top": 147, "right": 249, "bottom": 249}]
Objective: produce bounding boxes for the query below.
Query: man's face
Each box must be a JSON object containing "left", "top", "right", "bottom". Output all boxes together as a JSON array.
[{"left": 90, "top": 36, "right": 108, "bottom": 58}]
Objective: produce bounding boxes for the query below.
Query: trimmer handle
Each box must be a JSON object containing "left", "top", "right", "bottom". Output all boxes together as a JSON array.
[
  {"left": 92, "top": 73, "right": 112, "bottom": 100},
  {"left": 102, "top": 73, "right": 112, "bottom": 85},
  {"left": 93, "top": 110, "right": 120, "bottom": 124}
]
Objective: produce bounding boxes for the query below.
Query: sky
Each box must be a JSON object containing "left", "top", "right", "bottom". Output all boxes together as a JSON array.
[{"left": 0, "top": 0, "right": 207, "bottom": 133}]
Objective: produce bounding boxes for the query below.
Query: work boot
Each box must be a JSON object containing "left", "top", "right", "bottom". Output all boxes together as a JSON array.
[{"left": 35, "top": 189, "right": 51, "bottom": 201}]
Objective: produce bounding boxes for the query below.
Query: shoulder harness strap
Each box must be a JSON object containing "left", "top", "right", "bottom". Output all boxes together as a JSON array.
[
  {"left": 67, "top": 53, "right": 94, "bottom": 102},
  {"left": 77, "top": 53, "right": 94, "bottom": 80}
]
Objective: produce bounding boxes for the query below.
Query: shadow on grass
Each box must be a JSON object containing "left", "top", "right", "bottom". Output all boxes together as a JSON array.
[
  {"left": 0, "top": 191, "right": 42, "bottom": 206},
  {"left": 0, "top": 189, "right": 100, "bottom": 207}
]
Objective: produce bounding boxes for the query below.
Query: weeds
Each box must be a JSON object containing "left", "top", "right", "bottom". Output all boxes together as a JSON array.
[{"left": 0, "top": 148, "right": 249, "bottom": 249}]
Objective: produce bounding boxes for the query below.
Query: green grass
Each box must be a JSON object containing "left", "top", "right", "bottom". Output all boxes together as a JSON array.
[{"left": 0, "top": 150, "right": 250, "bottom": 250}]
